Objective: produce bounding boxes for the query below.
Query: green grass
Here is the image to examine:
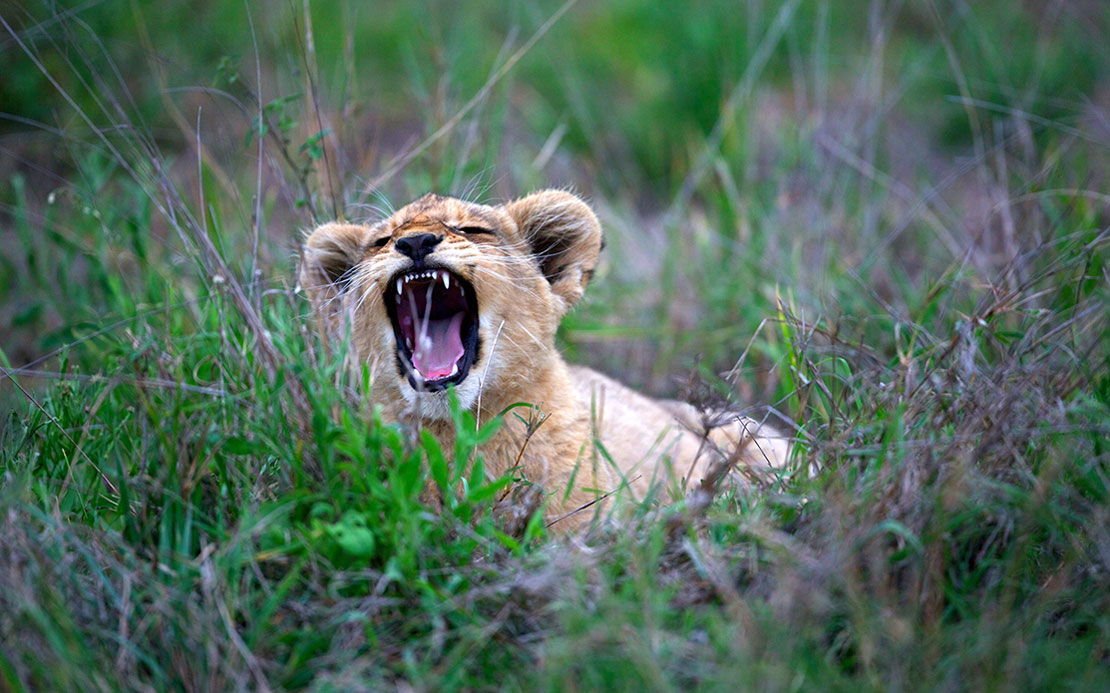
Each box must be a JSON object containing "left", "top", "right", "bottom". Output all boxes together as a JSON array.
[{"left": 2, "top": 1, "right": 1109, "bottom": 690}]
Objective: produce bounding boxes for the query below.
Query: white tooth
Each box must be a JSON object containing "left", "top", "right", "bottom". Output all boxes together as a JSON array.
[
  {"left": 442, "top": 272, "right": 450, "bottom": 290},
  {"left": 396, "top": 278, "right": 403, "bottom": 294},
  {"left": 459, "top": 284, "right": 465, "bottom": 296},
  {"left": 449, "top": 362, "right": 458, "bottom": 377}
]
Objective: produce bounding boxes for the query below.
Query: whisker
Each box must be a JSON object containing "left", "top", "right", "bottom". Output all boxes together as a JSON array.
[
  {"left": 516, "top": 323, "right": 549, "bottom": 353},
  {"left": 476, "top": 319, "right": 506, "bottom": 423}
]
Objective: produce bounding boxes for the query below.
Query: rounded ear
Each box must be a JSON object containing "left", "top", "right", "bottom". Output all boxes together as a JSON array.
[
  {"left": 503, "top": 190, "right": 603, "bottom": 315},
  {"left": 298, "top": 222, "right": 371, "bottom": 327}
]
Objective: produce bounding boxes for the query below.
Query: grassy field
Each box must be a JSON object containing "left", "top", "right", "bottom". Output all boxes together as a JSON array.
[{"left": 2, "top": 0, "right": 1109, "bottom": 689}]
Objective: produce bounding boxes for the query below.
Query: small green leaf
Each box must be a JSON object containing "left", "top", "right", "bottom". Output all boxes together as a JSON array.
[
  {"left": 332, "top": 525, "right": 375, "bottom": 557},
  {"left": 467, "top": 477, "right": 511, "bottom": 505},
  {"left": 327, "top": 512, "right": 375, "bottom": 557},
  {"left": 299, "top": 129, "right": 331, "bottom": 160},
  {"left": 422, "top": 429, "right": 450, "bottom": 494}
]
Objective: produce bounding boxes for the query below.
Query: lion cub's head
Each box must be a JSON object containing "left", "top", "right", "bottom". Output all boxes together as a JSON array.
[{"left": 299, "top": 190, "right": 602, "bottom": 420}]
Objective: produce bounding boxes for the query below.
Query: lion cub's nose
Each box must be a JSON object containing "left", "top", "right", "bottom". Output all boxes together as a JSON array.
[{"left": 394, "top": 233, "right": 443, "bottom": 262}]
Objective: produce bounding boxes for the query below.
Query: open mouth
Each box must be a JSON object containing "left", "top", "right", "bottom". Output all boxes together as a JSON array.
[{"left": 384, "top": 267, "right": 480, "bottom": 392}]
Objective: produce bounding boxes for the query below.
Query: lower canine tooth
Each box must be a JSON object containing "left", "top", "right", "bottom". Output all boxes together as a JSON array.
[{"left": 449, "top": 363, "right": 458, "bottom": 377}]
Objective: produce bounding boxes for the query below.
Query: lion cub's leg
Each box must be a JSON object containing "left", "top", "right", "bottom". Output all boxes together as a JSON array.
[{"left": 659, "top": 399, "right": 791, "bottom": 485}]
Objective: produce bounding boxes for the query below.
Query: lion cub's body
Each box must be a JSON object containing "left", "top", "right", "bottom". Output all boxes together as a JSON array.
[{"left": 300, "top": 190, "right": 787, "bottom": 530}]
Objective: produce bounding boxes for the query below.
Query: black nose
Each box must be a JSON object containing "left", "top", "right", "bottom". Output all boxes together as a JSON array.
[{"left": 394, "top": 233, "right": 442, "bottom": 262}]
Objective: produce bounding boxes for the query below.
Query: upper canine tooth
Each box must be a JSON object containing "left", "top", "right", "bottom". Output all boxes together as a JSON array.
[
  {"left": 396, "top": 278, "right": 403, "bottom": 295},
  {"left": 442, "top": 272, "right": 450, "bottom": 290}
]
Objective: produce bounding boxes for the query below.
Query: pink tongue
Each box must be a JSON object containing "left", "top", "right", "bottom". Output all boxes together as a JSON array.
[{"left": 412, "top": 312, "right": 465, "bottom": 380}]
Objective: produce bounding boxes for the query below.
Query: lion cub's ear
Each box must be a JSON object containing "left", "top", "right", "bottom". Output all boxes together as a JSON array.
[
  {"left": 298, "top": 222, "right": 370, "bottom": 321},
  {"left": 504, "top": 190, "right": 602, "bottom": 316}
]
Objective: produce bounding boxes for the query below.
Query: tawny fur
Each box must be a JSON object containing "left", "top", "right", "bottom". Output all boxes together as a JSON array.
[{"left": 299, "top": 190, "right": 789, "bottom": 531}]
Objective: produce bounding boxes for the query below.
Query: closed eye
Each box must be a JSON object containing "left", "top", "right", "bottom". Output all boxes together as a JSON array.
[
  {"left": 371, "top": 236, "right": 390, "bottom": 249},
  {"left": 457, "top": 226, "right": 495, "bottom": 237}
]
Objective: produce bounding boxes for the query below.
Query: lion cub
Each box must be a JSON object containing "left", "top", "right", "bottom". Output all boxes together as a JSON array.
[{"left": 300, "top": 190, "right": 787, "bottom": 530}]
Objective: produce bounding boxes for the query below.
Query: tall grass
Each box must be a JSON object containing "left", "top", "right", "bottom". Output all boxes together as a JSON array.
[{"left": 2, "top": 1, "right": 1109, "bottom": 689}]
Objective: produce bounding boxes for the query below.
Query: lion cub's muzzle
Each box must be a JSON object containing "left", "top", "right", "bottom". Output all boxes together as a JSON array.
[{"left": 384, "top": 266, "right": 480, "bottom": 392}]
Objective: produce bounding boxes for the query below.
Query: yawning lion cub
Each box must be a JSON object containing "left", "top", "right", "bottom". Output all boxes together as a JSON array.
[{"left": 299, "top": 190, "right": 788, "bottom": 530}]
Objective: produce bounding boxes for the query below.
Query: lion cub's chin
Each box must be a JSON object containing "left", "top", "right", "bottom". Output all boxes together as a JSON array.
[{"left": 397, "top": 374, "right": 482, "bottom": 421}]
